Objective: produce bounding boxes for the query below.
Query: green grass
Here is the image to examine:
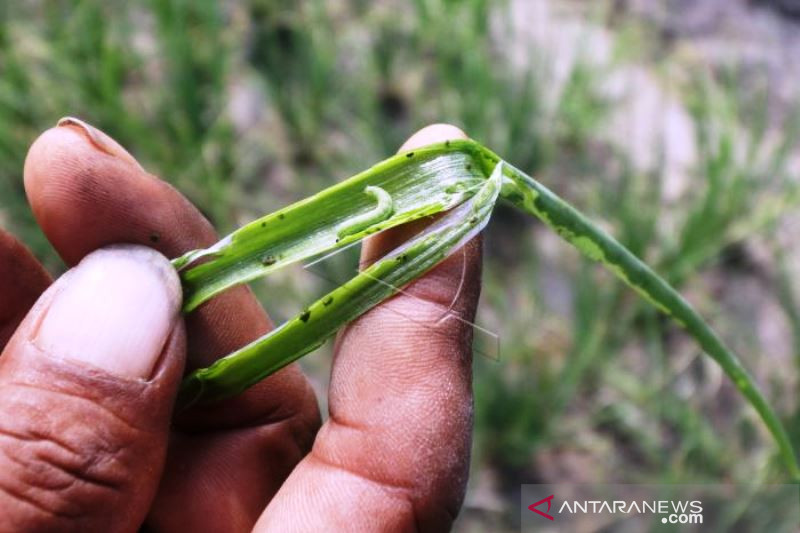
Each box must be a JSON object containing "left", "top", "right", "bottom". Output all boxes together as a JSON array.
[{"left": 2, "top": 1, "right": 800, "bottom": 530}]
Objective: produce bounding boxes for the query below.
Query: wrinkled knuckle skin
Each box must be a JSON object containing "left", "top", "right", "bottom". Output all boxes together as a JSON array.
[{"left": 0, "top": 381, "right": 163, "bottom": 533}]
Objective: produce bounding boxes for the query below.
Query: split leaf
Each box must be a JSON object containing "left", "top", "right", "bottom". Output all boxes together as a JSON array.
[{"left": 174, "top": 139, "right": 799, "bottom": 481}]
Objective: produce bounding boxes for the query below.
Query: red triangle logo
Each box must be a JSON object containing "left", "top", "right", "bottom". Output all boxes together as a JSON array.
[{"left": 528, "top": 494, "right": 555, "bottom": 521}]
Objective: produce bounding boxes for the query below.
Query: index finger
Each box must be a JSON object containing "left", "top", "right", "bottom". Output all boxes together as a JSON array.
[
  {"left": 256, "top": 124, "right": 481, "bottom": 532},
  {"left": 23, "top": 120, "right": 321, "bottom": 530},
  {"left": 23, "top": 118, "right": 313, "bottom": 425}
]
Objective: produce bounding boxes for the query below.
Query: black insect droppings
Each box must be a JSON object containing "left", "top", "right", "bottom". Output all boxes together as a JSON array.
[
  {"left": 323, "top": 296, "right": 334, "bottom": 306},
  {"left": 278, "top": 213, "right": 285, "bottom": 220},
  {"left": 149, "top": 232, "right": 160, "bottom": 243},
  {"left": 260, "top": 255, "right": 277, "bottom": 266},
  {"left": 466, "top": 164, "right": 472, "bottom": 171},
  {"left": 261, "top": 221, "right": 267, "bottom": 228},
  {"left": 445, "top": 140, "right": 451, "bottom": 147},
  {"left": 299, "top": 310, "right": 311, "bottom": 322}
]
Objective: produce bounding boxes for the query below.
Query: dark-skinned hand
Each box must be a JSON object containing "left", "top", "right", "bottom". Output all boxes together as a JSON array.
[{"left": 0, "top": 121, "right": 481, "bottom": 532}]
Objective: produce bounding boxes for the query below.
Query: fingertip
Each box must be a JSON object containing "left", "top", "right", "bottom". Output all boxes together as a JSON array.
[
  {"left": 21, "top": 120, "right": 220, "bottom": 266},
  {"left": 57, "top": 117, "right": 143, "bottom": 170},
  {"left": 399, "top": 123, "right": 468, "bottom": 152},
  {"left": 24, "top": 125, "right": 76, "bottom": 197},
  {"left": 24, "top": 119, "right": 142, "bottom": 202},
  {"left": 0, "top": 247, "right": 186, "bottom": 530},
  {"left": 30, "top": 245, "right": 183, "bottom": 380}
]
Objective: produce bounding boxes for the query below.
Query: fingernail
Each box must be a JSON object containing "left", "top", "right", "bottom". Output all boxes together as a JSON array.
[
  {"left": 34, "top": 245, "right": 182, "bottom": 379},
  {"left": 57, "top": 117, "right": 144, "bottom": 170}
]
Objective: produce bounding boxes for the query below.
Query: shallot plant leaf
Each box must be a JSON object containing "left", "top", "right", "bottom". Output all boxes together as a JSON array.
[
  {"left": 174, "top": 141, "right": 490, "bottom": 311},
  {"left": 497, "top": 161, "right": 800, "bottom": 480},
  {"left": 177, "top": 161, "right": 503, "bottom": 408},
  {"left": 174, "top": 139, "right": 800, "bottom": 481}
]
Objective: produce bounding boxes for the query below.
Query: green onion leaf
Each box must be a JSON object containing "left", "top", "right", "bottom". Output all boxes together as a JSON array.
[
  {"left": 177, "top": 161, "right": 503, "bottom": 409},
  {"left": 174, "top": 138, "right": 799, "bottom": 480},
  {"left": 175, "top": 141, "right": 488, "bottom": 312}
]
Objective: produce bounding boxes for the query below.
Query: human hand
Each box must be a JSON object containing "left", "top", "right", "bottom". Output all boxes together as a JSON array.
[{"left": 0, "top": 120, "right": 481, "bottom": 532}]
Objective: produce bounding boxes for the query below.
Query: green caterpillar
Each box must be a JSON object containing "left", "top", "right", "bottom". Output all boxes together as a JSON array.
[{"left": 336, "top": 185, "right": 395, "bottom": 239}]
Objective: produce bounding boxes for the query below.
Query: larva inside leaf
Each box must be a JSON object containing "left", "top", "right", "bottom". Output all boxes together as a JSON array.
[{"left": 336, "top": 185, "right": 395, "bottom": 239}]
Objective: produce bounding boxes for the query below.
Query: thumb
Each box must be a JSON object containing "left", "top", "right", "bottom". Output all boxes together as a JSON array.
[{"left": 0, "top": 245, "right": 185, "bottom": 533}]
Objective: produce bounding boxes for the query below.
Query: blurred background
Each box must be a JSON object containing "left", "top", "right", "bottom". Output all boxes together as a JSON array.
[{"left": 2, "top": 0, "right": 800, "bottom": 530}]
